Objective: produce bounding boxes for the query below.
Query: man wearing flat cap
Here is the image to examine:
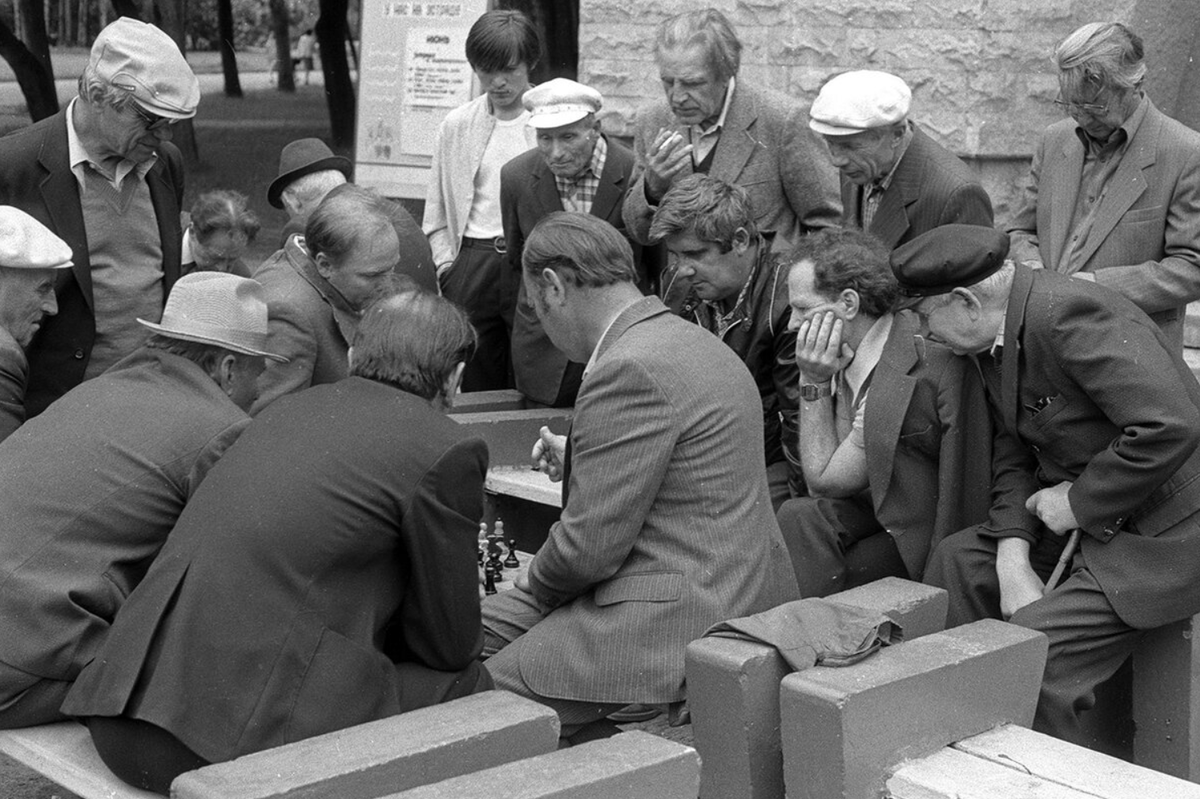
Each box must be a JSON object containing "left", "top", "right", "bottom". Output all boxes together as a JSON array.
[
  {"left": 809, "top": 69, "right": 993, "bottom": 250},
  {"left": 0, "top": 271, "right": 285, "bottom": 728},
  {"left": 1007, "top": 22, "right": 1200, "bottom": 351},
  {"left": 0, "top": 207, "right": 74, "bottom": 442},
  {"left": 266, "top": 138, "right": 436, "bottom": 292},
  {"left": 623, "top": 8, "right": 840, "bottom": 250},
  {"left": 0, "top": 17, "right": 199, "bottom": 417},
  {"left": 893, "top": 224, "right": 1200, "bottom": 747},
  {"left": 502, "top": 77, "right": 641, "bottom": 407}
]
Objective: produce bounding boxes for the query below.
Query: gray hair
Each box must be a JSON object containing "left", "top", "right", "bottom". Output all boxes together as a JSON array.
[
  {"left": 1054, "top": 22, "right": 1146, "bottom": 95},
  {"left": 523, "top": 212, "right": 637, "bottom": 289},
  {"left": 281, "top": 169, "right": 349, "bottom": 210},
  {"left": 655, "top": 8, "right": 742, "bottom": 82},
  {"left": 77, "top": 64, "right": 135, "bottom": 111}
]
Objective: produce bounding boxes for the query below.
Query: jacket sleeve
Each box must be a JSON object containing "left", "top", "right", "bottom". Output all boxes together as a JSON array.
[
  {"left": 621, "top": 109, "right": 659, "bottom": 246},
  {"left": 780, "top": 102, "right": 843, "bottom": 236},
  {"left": 423, "top": 117, "right": 458, "bottom": 269},
  {"left": 251, "top": 292, "right": 320, "bottom": 415},
  {"left": 1006, "top": 134, "right": 1047, "bottom": 268}
]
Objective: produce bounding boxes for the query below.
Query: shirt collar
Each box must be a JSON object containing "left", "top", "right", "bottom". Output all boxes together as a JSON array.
[
  {"left": 583, "top": 304, "right": 626, "bottom": 379},
  {"left": 66, "top": 97, "right": 157, "bottom": 189},
  {"left": 991, "top": 309, "right": 1007, "bottom": 356},
  {"left": 843, "top": 312, "right": 893, "bottom": 397},
  {"left": 693, "top": 75, "right": 736, "bottom": 138},
  {"left": 870, "top": 122, "right": 914, "bottom": 193}
]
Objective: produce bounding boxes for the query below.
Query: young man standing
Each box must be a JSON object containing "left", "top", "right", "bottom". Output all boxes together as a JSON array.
[{"left": 423, "top": 10, "right": 540, "bottom": 390}]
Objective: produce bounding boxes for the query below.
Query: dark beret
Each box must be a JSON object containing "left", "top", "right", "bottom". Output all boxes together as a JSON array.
[{"left": 890, "top": 225, "right": 1011, "bottom": 297}]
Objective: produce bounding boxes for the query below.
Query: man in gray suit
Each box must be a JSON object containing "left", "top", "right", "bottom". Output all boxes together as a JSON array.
[
  {"left": 481, "top": 212, "right": 798, "bottom": 742},
  {"left": 622, "top": 7, "right": 839, "bottom": 249},
  {"left": 1006, "top": 22, "right": 1200, "bottom": 350}
]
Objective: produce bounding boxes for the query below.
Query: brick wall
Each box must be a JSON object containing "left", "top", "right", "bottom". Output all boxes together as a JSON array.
[{"left": 580, "top": 0, "right": 1200, "bottom": 224}]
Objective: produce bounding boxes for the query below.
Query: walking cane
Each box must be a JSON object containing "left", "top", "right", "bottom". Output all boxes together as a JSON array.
[{"left": 1043, "top": 528, "right": 1081, "bottom": 596}]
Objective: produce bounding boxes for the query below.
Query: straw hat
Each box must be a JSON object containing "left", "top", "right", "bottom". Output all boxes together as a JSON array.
[{"left": 138, "top": 272, "right": 287, "bottom": 361}]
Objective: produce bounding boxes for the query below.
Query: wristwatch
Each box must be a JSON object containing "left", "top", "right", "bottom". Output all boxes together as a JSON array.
[{"left": 800, "top": 382, "right": 832, "bottom": 402}]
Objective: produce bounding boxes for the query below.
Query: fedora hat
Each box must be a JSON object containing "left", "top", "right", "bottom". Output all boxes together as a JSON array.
[
  {"left": 138, "top": 272, "right": 287, "bottom": 361},
  {"left": 267, "top": 138, "right": 352, "bottom": 209}
]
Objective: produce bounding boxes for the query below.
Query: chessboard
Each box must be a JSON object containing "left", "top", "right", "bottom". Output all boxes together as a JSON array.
[{"left": 477, "top": 519, "right": 532, "bottom": 596}]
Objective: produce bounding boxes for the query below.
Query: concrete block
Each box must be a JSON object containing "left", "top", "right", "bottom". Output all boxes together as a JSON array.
[
  {"left": 0, "top": 721, "right": 159, "bottom": 799},
  {"left": 1132, "top": 613, "right": 1200, "bottom": 779},
  {"left": 780, "top": 619, "right": 1047, "bottom": 799},
  {"left": 172, "top": 691, "right": 560, "bottom": 799},
  {"left": 448, "top": 390, "right": 528, "bottom": 414},
  {"left": 382, "top": 731, "right": 699, "bottom": 799},
  {"left": 451, "top": 409, "right": 572, "bottom": 467},
  {"left": 685, "top": 579, "right": 946, "bottom": 799}
]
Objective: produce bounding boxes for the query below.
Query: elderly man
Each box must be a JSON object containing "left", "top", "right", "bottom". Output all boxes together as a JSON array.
[
  {"left": 252, "top": 184, "right": 408, "bottom": 413},
  {"left": 0, "top": 17, "right": 198, "bottom": 417},
  {"left": 64, "top": 291, "right": 491, "bottom": 792},
  {"left": 648, "top": 175, "right": 799, "bottom": 507},
  {"left": 1007, "top": 22, "right": 1200, "bottom": 351},
  {"left": 0, "top": 272, "right": 283, "bottom": 728},
  {"left": 266, "top": 138, "right": 435, "bottom": 291},
  {"left": 894, "top": 224, "right": 1200, "bottom": 746},
  {"left": 0, "top": 208, "right": 73, "bottom": 440},
  {"left": 809, "top": 70, "right": 994, "bottom": 248},
  {"left": 503, "top": 78, "right": 640, "bottom": 407},
  {"left": 622, "top": 7, "right": 839, "bottom": 250},
  {"left": 481, "top": 212, "right": 798, "bottom": 742},
  {"left": 776, "top": 227, "right": 994, "bottom": 596}
]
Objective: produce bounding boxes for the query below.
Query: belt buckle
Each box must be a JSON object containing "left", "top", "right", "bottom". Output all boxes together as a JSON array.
[{"left": 492, "top": 236, "right": 507, "bottom": 255}]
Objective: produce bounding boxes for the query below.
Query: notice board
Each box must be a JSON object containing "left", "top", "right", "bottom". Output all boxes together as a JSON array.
[{"left": 354, "top": 0, "right": 489, "bottom": 200}]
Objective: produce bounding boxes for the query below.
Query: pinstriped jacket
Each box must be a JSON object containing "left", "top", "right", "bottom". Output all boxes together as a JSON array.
[{"left": 520, "top": 296, "right": 800, "bottom": 704}]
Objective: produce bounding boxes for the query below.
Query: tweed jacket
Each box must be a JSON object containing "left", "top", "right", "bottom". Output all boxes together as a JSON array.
[
  {"left": 989, "top": 265, "right": 1200, "bottom": 628},
  {"left": 63, "top": 378, "right": 488, "bottom": 763},
  {"left": 863, "top": 311, "right": 994, "bottom": 580},
  {"left": 0, "top": 328, "right": 27, "bottom": 443},
  {"left": 0, "top": 108, "right": 185, "bottom": 416},
  {"left": 511, "top": 296, "right": 799, "bottom": 704},
  {"left": 502, "top": 136, "right": 639, "bottom": 406},
  {"left": 250, "top": 235, "right": 358, "bottom": 414},
  {"left": 623, "top": 82, "right": 841, "bottom": 246},
  {"left": 1006, "top": 98, "right": 1200, "bottom": 350},
  {"left": 423, "top": 94, "right": 538, "bottom": 267},
  {"left": 0, "top": 348, "right": 248, "bottom": 687},
  {"left": 842, "top": 125, "right": 994, "bottom": 249}
]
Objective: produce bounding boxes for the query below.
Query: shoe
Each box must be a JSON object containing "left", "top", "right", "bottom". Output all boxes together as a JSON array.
[{"left": 607, "top": 703, "right": 662, "bottom": 723}]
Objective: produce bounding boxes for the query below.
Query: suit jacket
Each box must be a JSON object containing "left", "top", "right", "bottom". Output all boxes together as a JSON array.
[
  {"left": 842, "top": 125, "right": 994, "bottom": 249},
  {"left": 0, "top": 108, "right": 185, "bottom": 416},
  {"left": 863, "top": 311, "right": 994, "bottom": 580},
  {"left": 0, "top": 348, "right": 247, "bottom": 690},
  {"left": 502, "top": 137, "right": 638, "bottom": 406},
  {"left": 0, "top": 328, "right": 27, "bottom": 443},
  {"left": 623, "top": 82, "right": 841, "bottom": 246},
  {"left": 63, "top": 378, "right": 488, "bottom": 762},
  {"left": 509, "top": 296, "right": 799, "bottom": 704},
  {"left": 1006, "top": 98, "right": 1200, "bottom": 349},
  {"left": 250, "top": 236, "right": 358, "bottom": 414},
  {"left": 991, "top": 265, "right": 1200, "bottom": 628}
]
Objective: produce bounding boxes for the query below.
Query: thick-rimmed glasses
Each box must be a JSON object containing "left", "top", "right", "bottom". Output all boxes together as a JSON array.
[
  {"left": 1053, "top": 98, "right": 1109, "bottom": 117},
  {"left": 130, "top": 103, "right": 178, "bottom": 131}
]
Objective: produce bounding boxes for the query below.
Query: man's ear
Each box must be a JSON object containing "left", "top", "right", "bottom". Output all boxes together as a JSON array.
[
  {"left": 839, "top": 288, "right": 862, "bottom": 320},
  {"left": 314, "top": 251, "right": 335, "bottom": 280},
  {"left": 441, "top": 361, "right": 467, "bottom": 409},
  {"left": 730, "top": 227, "right": 752, "bottom": 255},
  {"left": 951, "top": 286, "right": 984, "bottom": 319},
  {"left": 212, "top": 353, "right": 238, "bottom": 397},
  {"left": 540, "top": 267, "right": 567, "bottom": 304}
]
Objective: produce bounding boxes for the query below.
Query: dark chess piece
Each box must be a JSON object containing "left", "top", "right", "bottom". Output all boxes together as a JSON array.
[
  {"left": 483, "top": 564, "right": 497, "bottom": 595},
  {"left": 504, "top": 538, "right": 519, "bottom": 569},
  {"left": 486, "top": 534, "right": 505, "bottom": 581}
]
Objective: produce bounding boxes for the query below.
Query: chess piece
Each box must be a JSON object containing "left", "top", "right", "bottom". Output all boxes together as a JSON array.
[
  {"left": 478, "top": 521, "right": 488, "bottom": 565},
  {"left": 504, "top": 537, "right": 520, "bottom": 569},
  {"left": 483, "top": 564, "right": 497, "bottom": 595},
  {"left": 486, "top": 533, "right": 505, "bottom": 581}
]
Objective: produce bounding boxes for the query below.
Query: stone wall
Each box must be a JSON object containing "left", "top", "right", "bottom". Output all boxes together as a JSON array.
[{"left": 579, "top": 0, "right": 1200, "bottom": 225}]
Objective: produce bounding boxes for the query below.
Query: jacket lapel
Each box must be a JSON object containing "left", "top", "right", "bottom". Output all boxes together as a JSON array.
[
  {"left": 531, "top": 158, "right": 564, "bottom": 215},
  {"left": 710, "top": 86, "right": 756, "bottom": 183},
  {"left": 589, "top": 136, "right": 627, "bottom": 223},
  {"left": 865, "top": 313, "right": 920, "bottom": 505},
  {"left": 1001, "top": 266, "right": 1035, "bottom": 434},
  {"left": 1047, "top": 131, "right": 1085, "bottom": 271},
  {"left": 38, "top": 111, "right": 92, "bottom": 309}
]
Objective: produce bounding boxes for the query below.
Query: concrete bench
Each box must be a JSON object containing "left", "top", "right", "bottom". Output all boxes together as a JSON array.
[
  {"left": 684, "top": 577, "right": 949, "bottom": 799},
  {"left": 889, "top": 723, "right": 1200, "bottom": 799},
  {"left": 1132, "top": 612, "right": 1200, "bottom": 780},
  {"left": 0, "top": 691, "right": 559, "bottom": 799},
  {"left": 780, "top": 618, "right": 1047, "bottom": 799},
  {"left": 449, "top": 389, "right": 529, "bottom": 414}
]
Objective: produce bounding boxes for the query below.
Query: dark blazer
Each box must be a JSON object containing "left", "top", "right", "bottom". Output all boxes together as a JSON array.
[
  {"left": 62, "top": 378, "right": 489, "bottom": 762},
  {"left": 863, "top": 311, "right": 994, "bottom": 580},
  {"left": 993, "top": 265, "right": 1200, "bottom": 628},
  {"left": 623, "top": 82, "right": 841, "bottom": 246},
  {"left": 0, "top": 328, "right": 26, "bottom": 443},
  {"left": 0, "top": 108, "right": 185, "bottom": 416},
  {"left": 502, "top": 136, "right": 637, "bottom": 406},
  {"left": 1006, "top": 98, "right": 1200, "bottom": 350},
  {"left": 497, "top": 297, "right": 799, "bottom": 704},
  {"left": 842, "top": 125, "right": 994, "bottom": 249}
]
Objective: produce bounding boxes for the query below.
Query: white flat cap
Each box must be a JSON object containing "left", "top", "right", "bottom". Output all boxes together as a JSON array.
[
  {"left": 809, "top": 70, "right": 911, "bottom": 136},
  {"left": 524, "top": 78, "right": 602, "bottom": 129},
  {"left": 89, "top": 17, "right": 200, "bottom": 119},
  {"left": 0, "top": 207, "right": 73, "bottom": 270}
]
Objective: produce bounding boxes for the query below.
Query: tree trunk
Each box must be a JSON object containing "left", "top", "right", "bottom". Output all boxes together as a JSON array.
[
  {"left": 110, "top": 0, "right": 141, "bottom": 19},
  {"left": 315, "top": 0, "right": 352, "bottom": 147},
  {"left": 217, "top": 0, "right": 243, "bottom": 97},
  {"left": 75, "top": 0, "right": 87, "bottom": 47},
  {"left": 152, "top": 0, "right": 199, "bottom": 163},
  {"left": 0, "top": 2, "right": 58, "bottom": 121},
  {"left": 268, "top": 0, "right": 293, "bottom": 92}
]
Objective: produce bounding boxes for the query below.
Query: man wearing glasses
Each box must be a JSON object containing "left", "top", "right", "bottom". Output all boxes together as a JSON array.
[
  {"left": 1007, "top": 22, "right": 1200, "bottom": 351},
  {"left": 0, "top": 17, "right": 199, "bottom": 415}
]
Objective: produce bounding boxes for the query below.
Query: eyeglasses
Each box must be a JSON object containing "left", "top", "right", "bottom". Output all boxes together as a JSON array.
[
  {"left": 130, "top": 103, "right": 178, "bottom": 131},
  {"left": 1053, "top": 98, "right": 1109, "bottom": 117}
]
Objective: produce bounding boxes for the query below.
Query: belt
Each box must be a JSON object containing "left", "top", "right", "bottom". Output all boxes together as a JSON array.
[{"left": 461, "top": 235, "right": 507, "bottom": 254}]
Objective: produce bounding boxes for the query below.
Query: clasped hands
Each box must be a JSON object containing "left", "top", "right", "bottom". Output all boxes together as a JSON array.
[{"left": 795, "top": 311, "right": 855, "bottom": 384}]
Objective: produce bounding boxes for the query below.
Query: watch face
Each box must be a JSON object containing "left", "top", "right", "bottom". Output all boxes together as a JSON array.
[{"left": 801, "top": 383, "right": 829, "bottom": 401}]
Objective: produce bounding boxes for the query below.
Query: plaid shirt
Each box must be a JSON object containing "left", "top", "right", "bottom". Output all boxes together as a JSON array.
[{"left": 554, "top": 135, "right": 607, "bottom": 215}]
